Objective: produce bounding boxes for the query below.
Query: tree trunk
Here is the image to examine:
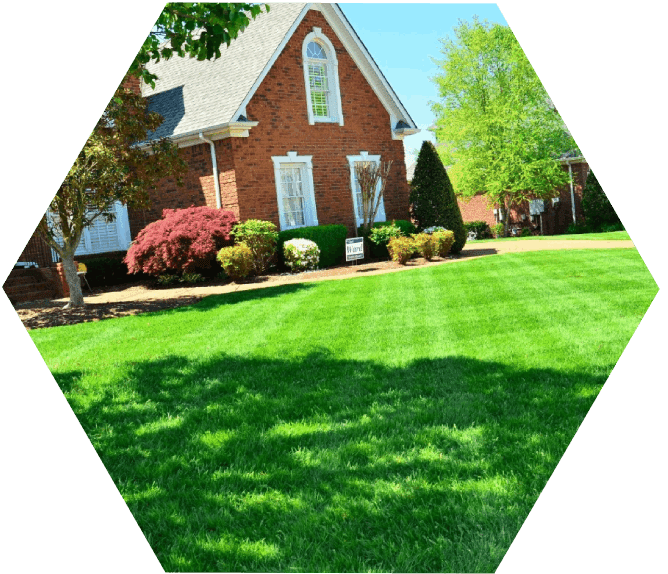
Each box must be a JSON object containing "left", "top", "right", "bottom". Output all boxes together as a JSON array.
[
  {"left": 61, "top": 252, "right": 85, "bottom": 308},
  {"left": 502, "top": 201, "right": 510, "bottom": 237}
]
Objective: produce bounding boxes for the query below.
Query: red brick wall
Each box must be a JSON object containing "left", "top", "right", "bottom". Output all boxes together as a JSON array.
[
  {"left": 457, "top": 194, "right": 496, "bottom": 228},
  {"left": 130, "top": 8, "right": 411, "bottom": 239}
]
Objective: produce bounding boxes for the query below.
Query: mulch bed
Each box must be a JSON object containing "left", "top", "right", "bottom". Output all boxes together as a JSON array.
[{"left": 13, "top": 250, "right": 490, "bottom": 331}]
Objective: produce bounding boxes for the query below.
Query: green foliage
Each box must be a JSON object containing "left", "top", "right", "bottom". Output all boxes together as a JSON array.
[
  {"left": 157, "top": 273, "right": 179, "bottom": 286},
  {"left": 368, "top": 222, "right": 403, "bottom": 246},
  {"left": 217, "top": 244, "right": 253, "bottom": 281},
  {"left": 492, "top": 223, "right": 505, "bottom": 238},
  {"left": 283, "top": 239, "right": 321, "bottom": 272},
  {"left": 412, "top": 233, "right": 436, "bottom": 261},
  {"left": 180, "top": 272, "right": 205, "bottom": 284},
  {"left": 387, "top": 236, "right": 415, "bottom": 264},
  {"left": 132, "top": 3, "right": 270, "bottom": 87},
  {"left": 565, "top": 222, "right": 592, "bottom": 235},
  {"left": 431, "top": 18, "right": 574, "bottom": 229},
  {"left": 278, "top": 225, "right": 347, "bottom": 268},
  {"left": 409, "top": 140, "right": 467, "bottom": 253},
  {"left": 432, "top": 230, "right": 456, "bottom": 257},
  {"left": 231, "top": 219, "right": 278, "bottom": 275},
  {"left": 464, "top": 221, "right": 493, "bottom": 240},
  {"left": 582, "top": 170, "right": 621, "bottom": 231},
  {"left": 520, "top": 227, "right": 532, "bottom": 237}
]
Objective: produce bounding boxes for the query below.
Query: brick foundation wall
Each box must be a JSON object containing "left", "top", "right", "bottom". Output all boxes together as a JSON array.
[{"left": 129, "top": 8, "right": 411, "bottom": 240}]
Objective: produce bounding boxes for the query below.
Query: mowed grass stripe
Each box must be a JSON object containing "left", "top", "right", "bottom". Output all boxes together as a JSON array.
[{"left": 31, "top": 249, "right": 657, "bottom": 573}]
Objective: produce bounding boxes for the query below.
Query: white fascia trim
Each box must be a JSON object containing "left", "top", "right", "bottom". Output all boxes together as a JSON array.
[
  {"left": 271, "top": 151, "right": 319, "bottom": 230},
  {"left": 137, "top": 121, "right": 259, "bottom": 151},
  {"left": 303, "top": 28, "right": 345, "bottom": 126},
  {"left": 346, "top": 151, "right": 386, "bottom": 227},
  {"left": 323, "top": 3, "right": 418, "bottom": 131},
  {"left": 232, "top": 3, "right": 313, "bottom": 122}
]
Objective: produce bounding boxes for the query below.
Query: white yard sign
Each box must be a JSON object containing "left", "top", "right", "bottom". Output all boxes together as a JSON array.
[{"left": 345, "top": 237, "right": 364, "bottom": 261}]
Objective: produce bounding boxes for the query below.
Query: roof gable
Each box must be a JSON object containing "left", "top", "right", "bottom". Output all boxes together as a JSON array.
[{"left": 143, "top": 3, "right": 418, "bottom": 142}]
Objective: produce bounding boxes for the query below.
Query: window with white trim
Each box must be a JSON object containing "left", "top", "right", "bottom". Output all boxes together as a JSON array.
[
  {"left": 302, "top": 28, "right": 344, "bottom": 125},
  {"left": 272, "top": 152, "right": 319, "bottom": 230},
  {"left": 347, "top": 152, "right": 386, "bottom": 227},
  {"left": 48, "top": 201, "right": 132, "bottom": 260}
]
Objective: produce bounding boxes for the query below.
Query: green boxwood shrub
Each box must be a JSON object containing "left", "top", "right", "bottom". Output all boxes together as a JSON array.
[{"left": 277, "top": 225, "right": 347, "bottom": 268}]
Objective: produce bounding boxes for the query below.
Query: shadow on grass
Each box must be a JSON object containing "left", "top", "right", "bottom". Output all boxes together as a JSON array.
[{"left": 56, "top": 351, "right": 607, "bottom": 572}]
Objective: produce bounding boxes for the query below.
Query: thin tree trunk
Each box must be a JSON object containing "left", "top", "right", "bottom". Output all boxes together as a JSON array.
[{"left": 61, "top": 251, "right": 85, "bottom": 308}]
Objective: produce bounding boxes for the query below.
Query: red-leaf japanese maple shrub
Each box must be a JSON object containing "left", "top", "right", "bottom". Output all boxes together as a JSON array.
[{"left": 125, "top": 206, "right": 237, "bottom": 277}]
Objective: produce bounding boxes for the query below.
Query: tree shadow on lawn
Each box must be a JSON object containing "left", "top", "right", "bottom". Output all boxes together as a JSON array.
[{"left": 54, "top": 351, "right": 607, "bottom": 572}]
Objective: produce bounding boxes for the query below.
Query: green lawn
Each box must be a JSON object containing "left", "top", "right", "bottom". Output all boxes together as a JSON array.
[
  {"left": 473, "top": 230, "right": 631, "bottom": 242},
  {"left": 32, "top": 249, "right": 656, "bottom": 572}
]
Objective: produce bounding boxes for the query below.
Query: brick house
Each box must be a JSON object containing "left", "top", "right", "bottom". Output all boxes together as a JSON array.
[
  {"left": 15, "top": 3, "right": 418, "bottom": 273},
  {"left": 127, "top": 2, "right": 419, "bottom": 240},
  {"left": 455, "top": 155, "right": 590, "bottom": 236}
]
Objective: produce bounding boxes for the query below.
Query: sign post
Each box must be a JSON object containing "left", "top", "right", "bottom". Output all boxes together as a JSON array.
[{"left": 345, "top": 237, "right": 364, "bottom": 264}]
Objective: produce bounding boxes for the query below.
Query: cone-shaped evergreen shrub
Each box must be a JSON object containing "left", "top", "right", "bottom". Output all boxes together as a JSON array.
[
  {"left": 582, "top": 170, "right": 621, "bottom": 231},
  {"left": 125, "top": 206, "right": 236, "bottom": 276},
  {"left": 409, "top": 141, "right": 467, "bottom": 253}
]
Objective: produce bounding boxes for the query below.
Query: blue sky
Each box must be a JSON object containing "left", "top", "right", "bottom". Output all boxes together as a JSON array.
[{"left": 339, "top": 3, "right": 507, "bottom": 160}]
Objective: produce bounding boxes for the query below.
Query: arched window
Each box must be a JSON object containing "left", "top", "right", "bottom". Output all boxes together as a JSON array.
[{"left": 302, "top": 28, "right": 344, "bottom": 125}]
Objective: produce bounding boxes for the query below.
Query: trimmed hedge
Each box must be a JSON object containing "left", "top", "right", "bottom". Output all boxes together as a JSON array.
[{"left": 277, "top": 225, "right": 347, "bottom": 268}]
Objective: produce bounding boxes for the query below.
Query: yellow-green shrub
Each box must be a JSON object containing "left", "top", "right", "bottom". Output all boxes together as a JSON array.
[
  {"left": 432, "top": 230, "right": 455, "bottom": 257},
  {"left": 387, "top": 236, "right": 415, "bottom": 265},
  {"left": 216, "top": 244, "right": 253, "bottom": 281},
  {"left": 412, "top": 233, "right": 436, "bottom": 261}
]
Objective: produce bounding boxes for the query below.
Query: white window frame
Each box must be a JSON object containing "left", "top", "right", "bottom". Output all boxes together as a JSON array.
[
  {"left": 347, "top": 151, "right": 386, "bottom": 228},
  {"left": 302, "top": 28, "right": 344, "bottom": 126},
  {"left": 271, "top": 151, "right": 319, "bottom": 231},
  {"left": 49, "top": 201, "right": 132, "bottom": 261}
]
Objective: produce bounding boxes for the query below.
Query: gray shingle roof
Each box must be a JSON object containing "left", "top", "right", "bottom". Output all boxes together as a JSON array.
[{"left": 143, "top": 3, "right": 306, "bottom": 140}]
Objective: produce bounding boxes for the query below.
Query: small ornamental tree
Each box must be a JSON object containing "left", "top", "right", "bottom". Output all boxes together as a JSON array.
[
  {"left": 354, "top": 160, "right": 393, "bottom": 234},
  {"left": 125, "top": 206, "right": 236, "bottom": 276},
  {"left": 409, "top": 140, "right": 467, "bottom": 253},
  {"left": 582, "top": 170, "right": 621, "bottom": 231}
]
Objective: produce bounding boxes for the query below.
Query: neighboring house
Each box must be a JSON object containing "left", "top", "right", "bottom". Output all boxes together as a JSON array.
[
  {"left": 412, "top": 125, "right": 586, "bottom": 236},
  {"left": 15, "top": 2, "right": 419, "bottom": 272}
]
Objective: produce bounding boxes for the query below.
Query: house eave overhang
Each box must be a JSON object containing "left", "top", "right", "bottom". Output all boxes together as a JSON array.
[
  {"left": 138, "top": 121, "right": 260, "bottom": 151},
  {"left": 392, "top": 127, "right": 420, "bottom": 140},
  {"left": 559, "top": 155, "right": 586, "bottom": 165}
]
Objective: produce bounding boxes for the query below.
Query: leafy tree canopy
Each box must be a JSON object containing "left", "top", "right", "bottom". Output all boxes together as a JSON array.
[
  {"left": 431, "top": 18, "right": 576, "bottom": 234},
  {"left": 132, "top": 2, "right": 270, "bottom": 87},
  {"left": 582, "top": 169, "right": 621, "bottom": 231}
]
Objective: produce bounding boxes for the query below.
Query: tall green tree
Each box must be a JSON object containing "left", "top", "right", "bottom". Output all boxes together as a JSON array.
[
  {"left": 431, "top": 18, "right": 575, "bottom": 236},
  {"left": 582, "top": 169, "right": 621, "bottom": 231},
  {"left": 410, "top": 140, "right": 467, "bottom": 253},
  {"left": 38, "top": 85, "right": 187, "bottom": 308},
  {"left": 133, "top": 3, "right": 270, "bottom": 87}
]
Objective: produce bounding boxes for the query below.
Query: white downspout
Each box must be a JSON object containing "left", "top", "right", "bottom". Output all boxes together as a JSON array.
[
  {"left": 567, "top": 161, "right": 576, "bottom": 224},
  {"left": 199, "top": 132, "right": 222, "bottom": 209}
]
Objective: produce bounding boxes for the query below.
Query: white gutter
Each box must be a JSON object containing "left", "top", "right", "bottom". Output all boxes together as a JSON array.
[{"left": 199, "top": 132, "right": 222, "bottom": 209}]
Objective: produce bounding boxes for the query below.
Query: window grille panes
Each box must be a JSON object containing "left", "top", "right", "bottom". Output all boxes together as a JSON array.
[
  {"left": 306, "top": 41, "right": 327, "bottom": 60},
  {"left": 308, "top": 63, "right": 330, "bottom": 117},
  {"left": 354, "top": 163, "right": 365, "bottom": 219},
  {"left": 280, "top": 165, "right": 306, "bottom": 227}
]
